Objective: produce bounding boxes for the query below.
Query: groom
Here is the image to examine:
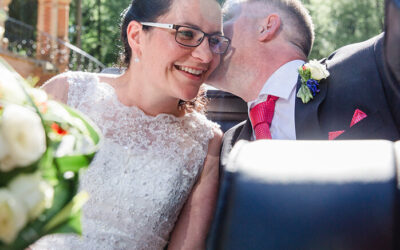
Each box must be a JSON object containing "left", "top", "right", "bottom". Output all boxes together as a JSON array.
[
  {"left": 385, "top": 0, "right": 400, "bottom": 84},
  {"left": 207, "top": 0, "right": 400, "bottom": 166}
]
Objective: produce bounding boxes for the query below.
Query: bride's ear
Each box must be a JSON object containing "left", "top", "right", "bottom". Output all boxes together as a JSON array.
[
  {"left": 258, "top": 13, "right": 281, "bottom": 42},
  {"left": 127, "top": 20, "right": 143, "bottom": 58}
]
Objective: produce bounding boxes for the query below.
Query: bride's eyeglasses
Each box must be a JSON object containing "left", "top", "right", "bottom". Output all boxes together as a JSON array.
[{"left": 140, "top": 22, "right": 231, "bottom": 55}]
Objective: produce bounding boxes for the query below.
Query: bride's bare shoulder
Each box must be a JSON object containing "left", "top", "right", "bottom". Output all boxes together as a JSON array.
[
  {"left": 41, "top": 71, "right": 111, "bottom": 104},
  {"left": 41, "top": 73, "right": 71, "bottom": 104}
]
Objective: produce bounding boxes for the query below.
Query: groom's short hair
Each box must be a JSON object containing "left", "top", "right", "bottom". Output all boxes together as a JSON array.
[{"left": 248, "top": 0, "right": 315, "bottom": 57}]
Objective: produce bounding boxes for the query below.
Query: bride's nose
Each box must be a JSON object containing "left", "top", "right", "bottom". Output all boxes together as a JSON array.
[{"left": 191, "top": 38, "right": 214, "bottom": 63}]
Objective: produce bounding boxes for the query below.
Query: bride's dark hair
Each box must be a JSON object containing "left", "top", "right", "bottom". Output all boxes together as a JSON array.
[{"left": 120, "top": 0, "right": 210, "bottom": 114}]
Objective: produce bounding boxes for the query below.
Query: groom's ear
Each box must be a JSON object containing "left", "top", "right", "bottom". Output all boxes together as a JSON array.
[
  {"left": 258, "top": 13, "right": 281, "bottom": 42},
  {"left": 127, "top": 20, "right": 143, "bottom": 58}
]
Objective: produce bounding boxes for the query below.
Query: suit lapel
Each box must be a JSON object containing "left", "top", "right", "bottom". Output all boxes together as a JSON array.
[
  {"left": 220, "top": 119, "right": 252, "bottom": 169},
  {"left": 236, "top": 119, "right": 252, "bottom": 142},
  {"left": 295, "top": 73, "right": 328, "bottom": 140}
]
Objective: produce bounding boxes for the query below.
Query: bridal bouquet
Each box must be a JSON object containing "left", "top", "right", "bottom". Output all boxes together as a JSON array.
[{"left": 0, "top": 58, "right": 101, "bottom": 250}]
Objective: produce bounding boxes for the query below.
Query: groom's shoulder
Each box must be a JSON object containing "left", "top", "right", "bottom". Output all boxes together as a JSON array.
[{"left": 324, "top": 33, "right": 384, "bottom": 68}]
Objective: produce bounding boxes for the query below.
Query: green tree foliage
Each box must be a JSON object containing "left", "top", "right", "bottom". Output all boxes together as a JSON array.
[
  {"left": 304, "top": 0, "right": 384, "bottom": 59},
  {"left": 68, "top": 0, "right": 224, "bottom": 66},
  {"left": 8, "top": 0, "right": 384, "bottom": 66},
  {"left": 68, "top": 0, "right": 131, "bottom": 67}
]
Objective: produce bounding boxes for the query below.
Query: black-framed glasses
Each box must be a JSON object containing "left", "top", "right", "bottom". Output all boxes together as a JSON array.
[{"left": 140, "top": 22, "right": 231, "bottom": 55}]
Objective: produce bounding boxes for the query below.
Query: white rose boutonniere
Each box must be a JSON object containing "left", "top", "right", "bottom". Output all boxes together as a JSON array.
[
  {"left": 297, "top": 60, "right": 330, "bottom": 104},
  {"left": 306, "top": 60, "right": 330, "bottom": 80}
]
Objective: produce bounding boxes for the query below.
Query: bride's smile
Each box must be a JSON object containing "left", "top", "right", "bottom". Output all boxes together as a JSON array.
[
  {"left": 31, "top": 0, "right": 226, "bottom": 249},
  {"left": 121, "top": 0, "right": 224, "bottom": 107}
]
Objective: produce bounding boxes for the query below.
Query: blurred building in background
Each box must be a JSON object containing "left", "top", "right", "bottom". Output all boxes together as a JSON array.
[{"left": 0, "top": 0, "right": 104, "bottom": 86}]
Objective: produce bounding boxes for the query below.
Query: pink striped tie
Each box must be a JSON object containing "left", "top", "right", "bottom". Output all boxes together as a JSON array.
[{"left": 249, "top": 95, "right": 279, "bottom": 140}]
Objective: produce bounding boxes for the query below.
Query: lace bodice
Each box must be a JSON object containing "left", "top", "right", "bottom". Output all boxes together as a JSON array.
[{"left": 32, "top": 71, "right": 218, "bottom": 250}]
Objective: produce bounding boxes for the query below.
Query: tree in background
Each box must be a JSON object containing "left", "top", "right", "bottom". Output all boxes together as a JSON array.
[
  {"left": 8, "top": 0, "right": 384, "bottom": 66},
  {"left": 304, "top": 0, "right": 384, "bottom": 59},
  {"left": 68, "top": 0, "right": 130, "bottom": 67},
  {"left": 216, "top": 0, "right": 384, "bottom": 59}
]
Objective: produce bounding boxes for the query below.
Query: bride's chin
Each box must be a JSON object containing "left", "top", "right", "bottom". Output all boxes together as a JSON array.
[
  {"left": 179, "top": 88, "right": 202, "bottom": 101},
  {"left": 185, "top": 93, "right": 201, "bottom": 101}
]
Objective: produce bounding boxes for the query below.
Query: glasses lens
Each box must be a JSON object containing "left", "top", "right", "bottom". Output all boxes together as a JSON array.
[
  {"left": 176, "top": 26, "right": 204, "bottom": 46},
  {"left": 175, "top": 26, "right": 230, "bottom": 54},
  {"left": 209, "top": 35, "right": 230, "bottom": 54}
]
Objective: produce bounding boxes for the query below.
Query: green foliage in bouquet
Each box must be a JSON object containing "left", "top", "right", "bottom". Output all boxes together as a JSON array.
[{"left": 0, "top": 57, "right": 102, "bottom": 250}]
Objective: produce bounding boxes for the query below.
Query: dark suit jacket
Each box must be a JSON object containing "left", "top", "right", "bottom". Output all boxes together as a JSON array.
[
  {"left": 220, "top": 34, "right": 400, "bottom": 167},
  {"left": 385, "top": 0, "right": 400, "bottom": 83},
  {"left": 207, "top": 4, "right": 400, "bottom": 249}
]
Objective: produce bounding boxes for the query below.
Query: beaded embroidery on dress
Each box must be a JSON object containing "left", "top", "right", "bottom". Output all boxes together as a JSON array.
[{"left": 32, "top": 71, "right": 218, "bottom": 250}]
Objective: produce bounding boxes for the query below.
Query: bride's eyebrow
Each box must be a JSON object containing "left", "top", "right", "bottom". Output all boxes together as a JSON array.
[{"left": 177, "top": 22, "right": 198, "bottom": 28}]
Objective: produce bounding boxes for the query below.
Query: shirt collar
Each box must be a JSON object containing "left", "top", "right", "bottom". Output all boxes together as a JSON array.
[{"left": 248, "top": 60, "right": 305, "bottom": 110}]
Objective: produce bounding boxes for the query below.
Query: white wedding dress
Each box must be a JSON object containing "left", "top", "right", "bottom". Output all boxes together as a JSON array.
[{"left": 32, "top": 72, "right": 218, "bottom": 250}]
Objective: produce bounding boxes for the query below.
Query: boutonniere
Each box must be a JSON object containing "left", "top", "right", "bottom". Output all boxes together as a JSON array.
[{"left": 297, "top": 60, "right": 330, "bottom": 104}]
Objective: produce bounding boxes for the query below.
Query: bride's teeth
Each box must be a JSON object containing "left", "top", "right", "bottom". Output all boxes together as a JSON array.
[{"left": 178, "top": 66, "right": 204, "bottom": 75}]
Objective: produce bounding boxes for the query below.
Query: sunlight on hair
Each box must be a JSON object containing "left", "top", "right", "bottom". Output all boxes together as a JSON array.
[{"left": 223, "top": 0, "right": 247, "bottom": 12}]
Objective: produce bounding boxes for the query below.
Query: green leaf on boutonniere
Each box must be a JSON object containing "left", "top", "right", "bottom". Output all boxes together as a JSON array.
[
  {"left": 299, "top": 67, "right": 311, "bottom": 82},
  {"left": 297, "top": 84, "right": 313, "bottom": 104}
]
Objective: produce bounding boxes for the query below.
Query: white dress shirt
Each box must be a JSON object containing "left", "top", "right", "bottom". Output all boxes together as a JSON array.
[{"left": 248, "top": 60, "right": 304, "bottom": 140}]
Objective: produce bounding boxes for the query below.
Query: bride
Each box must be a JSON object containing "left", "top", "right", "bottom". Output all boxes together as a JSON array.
[{"left": 31, "top": 0, "right": 230, "bottom": 249}]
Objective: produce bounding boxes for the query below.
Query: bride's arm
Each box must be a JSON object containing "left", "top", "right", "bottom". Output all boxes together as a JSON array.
[{"left": 168, "top": 127, "right": 223, "bottom": 250}]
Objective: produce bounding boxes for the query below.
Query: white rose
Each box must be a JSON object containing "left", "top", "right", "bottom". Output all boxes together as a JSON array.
[
  {"left": 0, "top": 9, "right": 8, "bottom": 23},
  {"left": 45, "top": 100, "right": 74, "bottom": 124},
  {"left": 28, "top": 88, "right": 48, "bottom": 104},
  {"left": 305, "top": 60, "right": 330, "bottom": 80},
  {"left": 0, "top": 104, "right": 46, "bottom": 171},
  {"left": 0, "top": 71, "right": 27, "bottom": 105},
  {"left": 55, "top": 134, "right": 76, "bottom": 157},
  {"left": 0, "top": 189, "right": 28, "bottom": 244},
  {"left": 0, "top": 155, "right": 17, "bottom": 172},
  {"left": 8, "top": 173, "right": 54, "bottom": 220},
  {"left": 0, "top": 26, "right": 4, "bottom": 39}
]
